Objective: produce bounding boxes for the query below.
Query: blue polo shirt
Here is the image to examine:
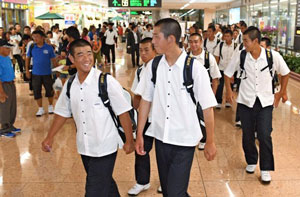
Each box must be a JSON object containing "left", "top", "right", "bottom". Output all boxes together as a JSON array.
[
  {"left": 0, "top": 55, "right": 15, "bottom": 82},
  {"left": 27, "top": 43, "right": 55, "bottom": 75}
]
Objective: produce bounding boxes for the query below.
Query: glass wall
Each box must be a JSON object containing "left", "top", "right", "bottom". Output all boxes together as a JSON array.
[{"left": 215, "top": 0, "right": 297, "bottom": 53}]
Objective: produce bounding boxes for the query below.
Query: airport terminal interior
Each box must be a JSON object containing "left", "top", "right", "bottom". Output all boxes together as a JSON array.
[{"left": 1, "top": 0, "right": 300, "bottom": 196}]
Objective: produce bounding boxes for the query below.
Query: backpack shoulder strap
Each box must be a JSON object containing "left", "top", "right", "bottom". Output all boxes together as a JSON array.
[
  {"left": 183, "top": 55, "right": 196, "bottom": 104},
  {"left": 136, "top": 67, "right": 143, "bottom": 82},
  {"left": 219, "top": 42, "right": 224, "bottom": 59},
  {"left": 29, "top": 43, "right": 35, "bottom": 58},
  {"left": 234, "top": 42, "right": 238, "bottom": 50},
  {"left": 204, "top": 39, "right": 207, "bottom": 50},
  {"left": 204, "top": 50, "right": 210, "bottom": 69},
  {"left": 66, "top": 74, "right": 76, "bottom": 99},
  {"left": 98, "top": 73, "right": 120, "bottom": 128},
  {"left": 151, "top": 55, "right": 163, "bottom": 85},
  {"left": 239, "top": 43, "right": 244, "bottom": 51},
  {"left": 239, "top": 50, "right": 247, "bottom": 79}
]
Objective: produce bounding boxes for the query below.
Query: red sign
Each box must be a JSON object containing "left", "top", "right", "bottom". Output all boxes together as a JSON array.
[{"left": 3, "top": 0, "right": 27, "bottom": 4}]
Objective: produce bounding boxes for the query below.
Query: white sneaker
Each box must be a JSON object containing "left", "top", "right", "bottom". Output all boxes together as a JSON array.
[
  {"left": 198, "top": 142, "right": 205, "bottom": 150},
  {"left": 261, "top": 171, "right": 271, "bottom": 183},
  {"left": 36, "top": 108, "right": 45, "bottom": 117},
  {"left": 235, "top": 121, "right": 242, "bottom": 127},
  {"left": 225, "top": 102, "right": 232, "bottom": 108},
  {"left": 128, "top": 183, "right": 150, "bottom": 195},
  {"left": 215, "top": 104, "right": 222, "bottom": 109},
  {"left": 246, "top": 164, "right": 257, "bottom": 174},
  {"left": 157, "top": 185, "right": 162, "bottom": 193},
  {"left": 48, "top": 105, "right": 54, "bottom": 114}
]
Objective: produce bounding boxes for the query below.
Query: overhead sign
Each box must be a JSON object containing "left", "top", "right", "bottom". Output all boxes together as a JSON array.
[{"left": 108, "top": 0, "right": 161, "bottom": 7}]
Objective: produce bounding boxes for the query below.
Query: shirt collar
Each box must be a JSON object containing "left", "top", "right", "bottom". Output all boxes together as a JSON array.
[
  {"left": 248, "top": 46, "right": 267, "bottom": 62},
  {"left": 161, "top": 50, "right": 187, "bottom": 69},
  {"left": 191, "top": 49, "right": 205, "bottom": 60},
  {"left": 74, "top": 67, "right": 96, "bottom": 86}
]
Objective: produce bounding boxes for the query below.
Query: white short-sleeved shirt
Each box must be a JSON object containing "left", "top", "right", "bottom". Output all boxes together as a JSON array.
[
  {"left": 105, "top": 30, "right": 118, "bottom": 45},
  {"left": 54, "top": 67, "right": 132, "bottom": 157},
  {"left": 190, "top": 50, "right": 221, "bottom": 79},
  {"left": 214, "top": 41, "right": 236, "bottom": 71},
  {"left": 10, "top": 34, "right": 21, "bottom": 55},
  {"left": 224, "top": 47, "right": 290, "bottom": 108},
  {"left": 139, "top": 51, "right": 217, "bottom": 147},
  {"left": 132, "top": 63, "right": 153, "bottom": 123},
  {"left": 203, "top": 37, "right": 219, "bottom": 54},
  {"left": 142, "top": 30, "right": 153, "bottom": 39},
  {"left": 131, "top": 64, "right": 146, "bottom": 94}
]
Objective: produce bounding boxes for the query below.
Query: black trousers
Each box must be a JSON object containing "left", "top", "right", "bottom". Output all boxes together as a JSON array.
[
  {"left": 155, "top": 139, "right": 195, "bottom": 197},
  {"left": 135, "top": 122, "right": 153, "bottom": 185},
  {"left": 81, "top": 152, "right": 120, "bottom": 197},
  {"left": 216, "top": 71, "right": 224, "bottom": 104},
  {"left": 13, "top": 54, "right": 24, "bottom": 73},
  {"left": 239, "top": 98, "right": 274, "bottom": 171},
  {"left": 131, "top": 44, "right": 139, "bottom": 67},
  {"left": 107, "top": 44, "right": 116, "bottom": 63}
]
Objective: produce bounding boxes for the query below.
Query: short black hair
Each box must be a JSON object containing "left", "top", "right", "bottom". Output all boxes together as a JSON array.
[
  {"left": 22, "top": 34, "right": 31, "bottom": 41},
  {"left": 32, "top": 30, "right": 46, "bottom": 37},
  {"left": 208, "top": 25, "right": 216, "bottom": 32},
  {"left": 66, "top": 26, "right": 80, "bottom": 40},
  {"left": 47, "top": 31, "right": 53, "bottom": 35},
  {"left": 243, "top": 26, "right": 261, "bottom": 42},
  {"left": 154, "top": 18, "right": 181, "bottom": 45},
  {"left": 24, "top": 26, "right": 30, "bottom": 30},
  {"left": 240, "top": 21, "right": 247, "bottom": 28},
  {"left": 69, "top": 39, "right": 92, "bottom": 56},
  {"left": 140, "top": 37, "right": 155, "bottom": 50},
  {"left": 190, "top": 32, "right": 203, "bottom": 40},
  {"left": 224, "top": 29, "right": 233, "bottom": 36},
  {"left": 146, "top": 24, "right": 152, "bottom": 29},
  {"left": 261, "top": 37, "right": 271, "bottom": 47}
]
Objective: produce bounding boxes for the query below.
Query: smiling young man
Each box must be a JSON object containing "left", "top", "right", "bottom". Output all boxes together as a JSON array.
[
  {"left": 224, "top": 27, "right": 290, "bottom": 183},
  {"left": 41, "top": 39, "right": 135, "bottom": 196},
  {"left": 135, "top": 18, "right": 217, "bottom": 196}
]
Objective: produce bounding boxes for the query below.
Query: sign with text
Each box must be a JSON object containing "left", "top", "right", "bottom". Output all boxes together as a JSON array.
[
  {"left": 65, "top": 14, "right": 75, "bottom": 25},
  {"left": 108, "top": 0, "right": 161, "bottom": 7}
]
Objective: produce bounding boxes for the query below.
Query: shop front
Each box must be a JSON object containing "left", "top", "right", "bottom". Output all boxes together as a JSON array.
[
  {"left": 1, "top": 0, "right": 29, "bottom": 30},
  {"left": 216, "top": 0, "right": 298, "bottom": 54}
]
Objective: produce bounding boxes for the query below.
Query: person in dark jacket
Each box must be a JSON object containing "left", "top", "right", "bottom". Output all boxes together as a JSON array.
[{"left": 127, "top": 24, "right": 140, "bottom": 67}]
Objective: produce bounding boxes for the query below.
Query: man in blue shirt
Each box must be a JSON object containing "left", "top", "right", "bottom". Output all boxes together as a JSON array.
[
  {"left": 25, "top": 30, "right": 57, "bottom": 117},
  {"left": 0, "top": 39, "right": 21, "bottom": 138}
]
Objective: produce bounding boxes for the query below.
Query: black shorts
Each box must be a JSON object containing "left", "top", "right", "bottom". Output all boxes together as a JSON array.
[{"left": 32, "top": 74, "right": 54, "bottom": 100}]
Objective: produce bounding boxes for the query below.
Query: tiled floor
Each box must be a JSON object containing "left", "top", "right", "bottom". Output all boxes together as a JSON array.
[{"left": 1, "top": 44, "right": 300, "bottom": 196}]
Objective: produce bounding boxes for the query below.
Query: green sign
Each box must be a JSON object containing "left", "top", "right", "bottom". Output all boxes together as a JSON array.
[{"left": 108, "top": 0, "right": 161, "bottom": 7}]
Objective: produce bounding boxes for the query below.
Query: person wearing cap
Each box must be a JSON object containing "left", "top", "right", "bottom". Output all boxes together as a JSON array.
[
  {"left": 0, "top": 39, "right": 21, "bottom": 138},
  {"left": 25, "top": 30, "right": 57, "bottom": 117}
]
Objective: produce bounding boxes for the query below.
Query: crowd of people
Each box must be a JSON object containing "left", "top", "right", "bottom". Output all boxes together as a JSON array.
[{"left": 0, "top": 17, "right": 290, "bottom": 196}]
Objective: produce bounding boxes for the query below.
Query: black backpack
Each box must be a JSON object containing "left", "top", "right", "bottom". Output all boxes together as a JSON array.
[
  {"left": 136, "top": 67, "right": 143, "bottom": 82},
  {"left": 239, "top": 49, "right": 278, "bottom": 94},
  {"left": 151, "top": 55, "right": 206, "bottom": 134},
  {"left": 187, "top": 50, "right": 211, "bottom": 81},
  {"left": 66, "top": 73, "right": 137, "bottom": 143},
  {"left": 204, "top": 38, "right": 221, "bottom": 51}
]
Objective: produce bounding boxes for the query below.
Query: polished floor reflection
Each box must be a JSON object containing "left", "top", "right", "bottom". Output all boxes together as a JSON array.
[{"left": 1, "top": 44, "right": 300, "bottom": 196}]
